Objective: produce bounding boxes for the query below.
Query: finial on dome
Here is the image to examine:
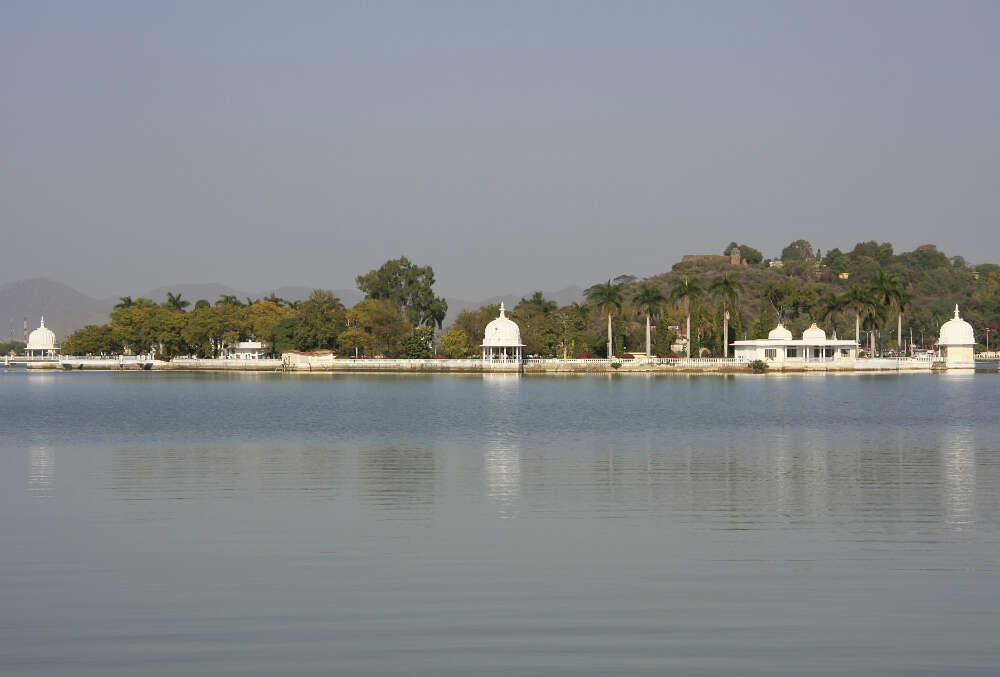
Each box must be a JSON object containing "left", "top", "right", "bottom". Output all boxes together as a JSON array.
[
  {"left": 40, "top": 316, "right": 45, "bottom": 328},
  {"left": 954, "top": 304, "right": 961, "bottom": 320},
  {"left": 499, "top": 301, "right": 506, "bottom": 317}
]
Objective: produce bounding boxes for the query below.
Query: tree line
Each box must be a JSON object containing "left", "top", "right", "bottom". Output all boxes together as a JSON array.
[{"left": 60, "top": 242, "right": 1000, "bottom": 359}]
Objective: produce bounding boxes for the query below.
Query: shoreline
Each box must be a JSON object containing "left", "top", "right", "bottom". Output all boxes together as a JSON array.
[{"left": 13, "top": 355, "right": 996, "bottom": 374}]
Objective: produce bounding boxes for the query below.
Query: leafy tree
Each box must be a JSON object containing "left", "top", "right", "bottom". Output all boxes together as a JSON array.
[
  {"left": 194, "top": 299, "right": 211, "bottom": 310},
  {"left": 356, "top": 256, "right": 448, "bottom": 328},
  {"left": 294, "top": 290, "right": 346, "bottom": 351},
  {"left": 513, "top": 292, "right": 560, "bottom": 355},
  {"left": 337, "top": 328, "right": 376, "bottom": 357},
  {"left": 0, "top": 341, "right": 26, "bottom": 356},
  {"left": 403, "top": 326, "right": 434, "bottom": 358},
  {"left": 751, "top": 302, "right": 778, "bottom": 339},
  {"left": 452, "top": 304, "right": 500, "bottom": 344},
  {"left": 781, "top": 239, "right": 815, "bottom": 262},
  {"left": 632, "top": 284, "right": 666, "bottom": 358},
  {"left": 668, "top": 276, "right": 703, "bottom": 357},
  {"left": 585, "top": 280, "right": 625, "bottom": 359},
  {"left": 115, "top": 296, "right": 134, "bottom": 309},
  {"left": 870, "top": 271, "right": 910, "bottom": 352},
  {"left": 347, "top": 298, "right": 410, "bottom": 356},
  {"left": 61, "top": 324, "right": 122, "bottom": 355},
  {"left": 439, "top": 327, "right": 475, "bottom": 358},
  {"left": 243, "top": 301, "right": 296, "bottom": 354}
]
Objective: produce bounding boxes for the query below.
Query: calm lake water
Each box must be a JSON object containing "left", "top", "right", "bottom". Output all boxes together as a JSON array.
[{"left": 1, "top": 370, "right": 999, "bottom": 676}]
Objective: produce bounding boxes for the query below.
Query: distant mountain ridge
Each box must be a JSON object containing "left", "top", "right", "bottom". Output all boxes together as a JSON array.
[{"left": 1, "top": 278, "right": 583, "bottom": 340}]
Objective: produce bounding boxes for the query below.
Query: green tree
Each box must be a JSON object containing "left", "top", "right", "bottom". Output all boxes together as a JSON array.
[
  {"left": 709, "top": 273, "right": 744, "bottom": 357},
  {"left": 61, "top": 324, "right": 121, "bottom": 355},
  {"left": 115, "top": 296, "right": 134, "bottom": 309},
  {"left": 356, "top": 256, "right": 449, "bottom": 328},
  {"left": 781, "top": 239, "right": 815, "bottom": 262},
  {"left": 337, "top": 328, "right": 376, "bottom": 357},
  {"left": 668, "top": 276, "right": 703, "bottom": 358},
  {"left": 295, "top": 290, "right": 346, "bottom": 351},
  {"left": 439, "top": 327, "right": 475, "bottom": 358},
  {"left": 585, "top": 280, "right": 625, "bottom": 359},
  {"left": 452, "top": 304, "right": 500, "bottom": 344},
  {"left": 216, "top": 294, "right": 245, "bottom": 308},
  {"left": 403, "top": 326, "right": 434, "bottom": 358},
  {"left": 632, "top": 284, "right": 666, "bottom": 358},
  {"left": 347, "top": 298, "right": 410, "bottom": 357},
  {"left": 751, "top": 302, "right": 777, "bottom": 339},
  {"left": 870, "top": 271, "right": 910, "bottom": 353}
]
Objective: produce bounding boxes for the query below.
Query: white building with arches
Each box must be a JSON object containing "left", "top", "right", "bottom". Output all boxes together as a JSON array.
[
  {"left": 732, "top": 322, "right": 857, "bottom": 364},
  {"left": 25, "top": 317, "right": 59, "bottom": 357}
]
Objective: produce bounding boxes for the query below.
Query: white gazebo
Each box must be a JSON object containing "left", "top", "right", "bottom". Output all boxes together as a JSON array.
[
  {"left": 732, "top": 322, "right": 857, "bottom": 364},
  {"left": 937, "top": 305, "right": 975, "bottom": 370},
  {"left": 25, "top": 317, "right": 59, "bottom": 357},
  {"left": 481, "top": 303, "right": 525, "bottom": 361}
]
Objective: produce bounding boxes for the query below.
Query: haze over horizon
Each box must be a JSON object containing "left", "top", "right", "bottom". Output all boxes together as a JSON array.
[{"left": 3, "top": 1, "right": 998, "bottom": 299}]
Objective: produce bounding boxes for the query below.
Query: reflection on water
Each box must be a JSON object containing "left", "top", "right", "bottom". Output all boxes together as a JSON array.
[
  {"left": 3, "top": 372, "right": 1000, "bottom": 677},
  {"left": 28, "top": 445, "right": 54, "bottom": 499},
  {"left": 942, "top": 425, "right": 976, "bottom": 528},
  {"left": 484, "top": 441, "right": 520, "bottom": 517}
]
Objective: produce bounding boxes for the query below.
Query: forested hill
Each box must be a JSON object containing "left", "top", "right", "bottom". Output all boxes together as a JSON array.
[{"left": 634, "top": 241, "right": 998, "bottom": 352}]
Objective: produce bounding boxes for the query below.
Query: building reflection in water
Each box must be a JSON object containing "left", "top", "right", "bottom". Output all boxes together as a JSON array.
[
  {"left": 942, "top": 424, "right": 976, "bottom": 529},
  {"left": 28, "top": 445, "right": 54, "bottom": 499},
  {"left": 484, "top": 440, "right": 521, "bottom": 518}
]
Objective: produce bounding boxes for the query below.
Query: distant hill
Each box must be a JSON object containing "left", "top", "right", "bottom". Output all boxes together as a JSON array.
[{"left": 0, "top": 278, "right": 109, "bottom": 340}]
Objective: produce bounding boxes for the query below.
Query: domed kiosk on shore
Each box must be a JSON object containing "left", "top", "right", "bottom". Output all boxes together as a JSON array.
[
  {"left": 25, "top": 317, "right": 59, "bottom": 357},
  {"left": 938, "top": 305, "right": 975, "bottom": 370},
  {"left": 481, "top": 303, "right": 525, "bottom": 361}
]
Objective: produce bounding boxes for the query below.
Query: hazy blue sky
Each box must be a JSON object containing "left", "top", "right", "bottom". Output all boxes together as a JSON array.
[{"left": 3, "top": 1, "right": 998, "bottom": 298}]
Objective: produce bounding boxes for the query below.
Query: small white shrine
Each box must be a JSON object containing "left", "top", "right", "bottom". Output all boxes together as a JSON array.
[
  {"left": 481, "top": 303, "right": 524, "bottom": 360},
  {"left": 25, "top": 317, "right": 59, "bottom": 357},
  {"left": 732, "top": 322, "right": 857, "bottom": 363},
  {"left": 937, "top": 305, "right": 975, "bottom": 370}
]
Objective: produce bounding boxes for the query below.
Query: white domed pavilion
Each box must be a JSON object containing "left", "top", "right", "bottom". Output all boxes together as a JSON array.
[
  {"left": 938, "top": 305, "right": 975, "bottom": 369},
  {"left": 481, "top": 303, "right": 525, "bottom": 361},
  {"left": 25, "top": 317, "right": 59, "bottom": 357}
]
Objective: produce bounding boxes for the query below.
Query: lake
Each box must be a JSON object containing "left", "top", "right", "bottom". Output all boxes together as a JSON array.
[{"left": 1, "top": 370, "right": 998, "bottom": 676}]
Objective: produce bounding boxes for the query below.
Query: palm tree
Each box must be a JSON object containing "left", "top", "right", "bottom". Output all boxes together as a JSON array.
[
  {"left": 165, "top": 291, "right": 190, "bottom": 312},
  {"left": 819, "top": 292, "right": 847, "bottom": 336},
  {"left": 870, "top": 271, "right": 909, "bottom": 353},
  {"left": 115, "top": 296, "right": 134, "bottom": 309},
  {"left": 217, "top": 294, "right": 244, "bottom": 308},
  {"left": 264, "top": 293, "right": 289, "bottom": 307},
  {"left": 669, "top": 276, "right": 703, "bottom": 358},
  {"left": 633, "top": 284, "right": 666, "bottom": 358},
  {"left": 708, "top": 274, "right": 743, "bottom": 357},
  {"left": 585, "top": 280, "right": 624, "bottom": 359},
  {"left": 843, "top": 284, "right": 878, "bottom": 352}
]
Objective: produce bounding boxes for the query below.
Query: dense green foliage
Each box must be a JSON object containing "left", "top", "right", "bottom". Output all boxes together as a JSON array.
[
  {"left": 56, "top": 243, "right": 1000, "bottom": 359},
  {"left": 61, "top": 258, "right": 447, "bottom": 358},
  {"left": 1, "top": 340, "right": 26, "bottom": 356}
]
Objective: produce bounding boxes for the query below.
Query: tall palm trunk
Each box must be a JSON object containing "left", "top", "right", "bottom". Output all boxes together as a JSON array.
[
  {"left": 645, "top": 313, "right": 652, "bottom": 358},
  {"left": 607, "top": 312, "right": 613, "bottom": 359},
  {"left": 855, "top": 313, "right": 860, "bottom": 347},
  {"left": 723, "top": 310, "right": 729, "bottom": 358},
  {"left": 898, "top": 313, "right": 902, "bottom": 351},
  {"left": 685, "top": 310, "right": 691, "bottom": 358}
]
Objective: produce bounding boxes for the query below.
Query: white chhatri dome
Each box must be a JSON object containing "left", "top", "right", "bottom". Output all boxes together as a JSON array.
[
  {"left": 939, "top": 305, "right": 975, "bottom": 346},
  {"left": 802, "top": 323, "right": 826, "bottom": 341},
  {"left": 26, "top": 317, "right": 57, "bottom": 351},
  {"left": 767, "top": 323, "right": 793, "bottom": 341},
  {"left": 482, "top": 303, "right": 524, "bottom": 347}
]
